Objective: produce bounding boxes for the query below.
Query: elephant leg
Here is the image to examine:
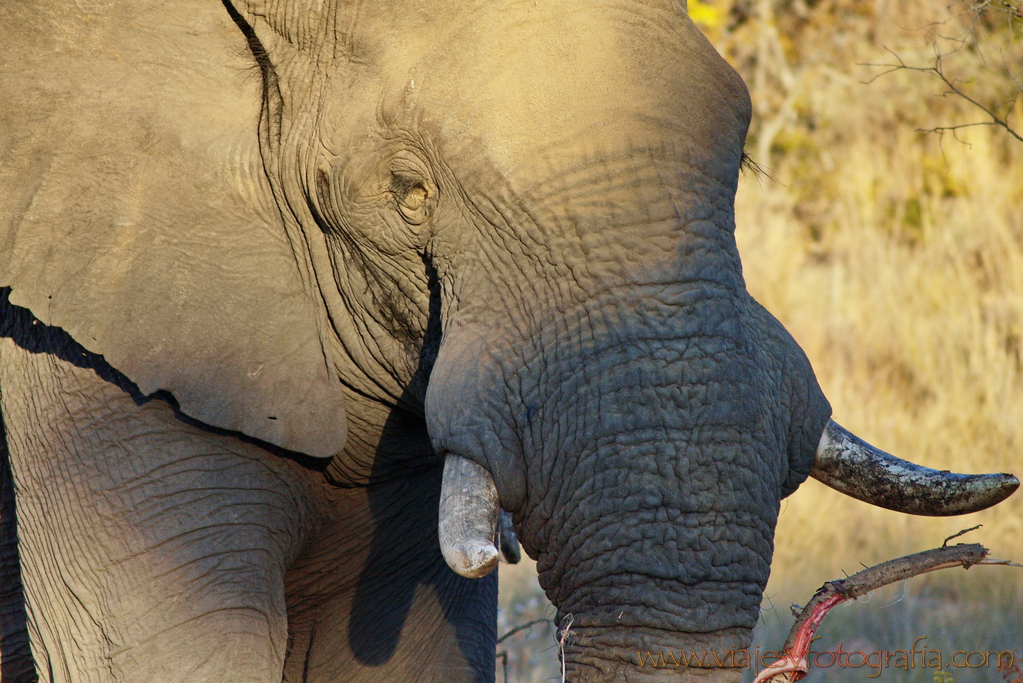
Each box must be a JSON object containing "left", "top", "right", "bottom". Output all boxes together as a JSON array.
[
  {"left": 0, "top": 331, "right": 320, "bottom": 683},
  {"left": 283, "top": 465, "right": 498, "bottom": 683}
]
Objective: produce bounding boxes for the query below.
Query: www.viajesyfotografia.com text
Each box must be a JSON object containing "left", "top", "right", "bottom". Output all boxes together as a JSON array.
[{"left": 637, "top": 637, "right": 1015, "bottom": 678}]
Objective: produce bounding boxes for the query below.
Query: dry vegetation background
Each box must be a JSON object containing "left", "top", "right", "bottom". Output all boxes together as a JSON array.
[{"left": 497, "top": 0, "right": 1023, "bottom": 679}]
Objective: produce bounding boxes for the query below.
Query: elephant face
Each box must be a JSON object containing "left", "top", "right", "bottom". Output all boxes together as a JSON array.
[
  {"left": 227, "top": 0, "right": 830, "bottom": 674},
  {"left": 2, "top": 0, "right": 1014, "bottom": 681}
]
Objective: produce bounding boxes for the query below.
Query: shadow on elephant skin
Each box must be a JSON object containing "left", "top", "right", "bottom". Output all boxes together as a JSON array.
[
  {"left": 343, "top": 258, "right": 497, "bottom": 673},
  {"left": 348, "top": 447, "right": 498, "bottom": 675},
  {"left": 0, "top": 412, "right": 36, "bottom": 683}
]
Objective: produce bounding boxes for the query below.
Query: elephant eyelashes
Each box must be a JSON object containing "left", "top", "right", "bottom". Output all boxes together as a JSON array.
[{"left": 390, "top": 173, "right": 435, "bottom": 225}]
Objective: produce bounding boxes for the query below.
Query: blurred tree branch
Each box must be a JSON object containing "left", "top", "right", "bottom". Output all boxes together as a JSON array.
[
  {"left": 752, "top": 0, "right": 802, "bottom": 163},
  {"left": 496, "top": 618, "right": 551, "bottom": 644},
  {"left": 866, "top": 0, "right": 1023, "bottom": 144}
]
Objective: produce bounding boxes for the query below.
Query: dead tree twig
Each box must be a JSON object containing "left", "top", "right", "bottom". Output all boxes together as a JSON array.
[
  {"left": 496, "top": 618, "right": 551, "bottom": 644},
  {"left": 863, "top": 1, "right": 1023, "bottom": 145},
  {"left": 866, "top": 47, "right": 1023, "bottom": 144},
  {"left": 557, "top": 613, "right": 575, "bottom": 683}
]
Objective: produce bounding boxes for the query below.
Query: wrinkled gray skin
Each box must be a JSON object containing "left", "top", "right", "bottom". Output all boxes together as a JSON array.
[{"left": 0, "top": 0, "right": 831, "bottom": 681}]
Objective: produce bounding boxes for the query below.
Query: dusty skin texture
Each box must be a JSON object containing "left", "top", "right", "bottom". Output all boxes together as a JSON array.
[{"left": 1, "top": 0, "right": 835, "bottom": 681}]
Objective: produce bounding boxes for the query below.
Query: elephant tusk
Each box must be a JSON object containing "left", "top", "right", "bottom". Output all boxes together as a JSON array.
[
  {"left": 811, "top": 420, "right": 1020, "bottom": 516},
  {"left": 439, "top": 453, "right": 501, "bottom": 578}
]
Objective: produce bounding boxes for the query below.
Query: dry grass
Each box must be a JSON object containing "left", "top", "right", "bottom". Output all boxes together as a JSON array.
[
  {"left": 496, "top": 559, "right": 559, "bottom": 683},
  {"left": 729, "top": 0, "right": 1023, "bottom": 594},
  {"left": 736, "top": 0, "right": 1023, "bottom": 671},
  {"left": 498, "top": 0, "right": 1023, "bottom": 678}
]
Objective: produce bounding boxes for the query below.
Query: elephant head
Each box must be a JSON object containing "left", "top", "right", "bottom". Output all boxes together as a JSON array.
[
  {"left": 215, "top": 4, "right": 829, "bottom": 674},
  {"left": 227, "top": 0, "right": 1019, "bottom": 677},
  {"left": 0, "top": 0, "right": 1016, "bottom": 681}
]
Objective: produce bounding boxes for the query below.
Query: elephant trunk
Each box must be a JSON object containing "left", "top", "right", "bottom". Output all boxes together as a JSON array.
[
  {"left": 422, "top": 36, "right": 815, "bottom": 671},
  {"left": 428, "top": 279, "right": 829, "bottom": 681},
  {"left": 560, "top": 627, "right": 747, "bottom": 682}
]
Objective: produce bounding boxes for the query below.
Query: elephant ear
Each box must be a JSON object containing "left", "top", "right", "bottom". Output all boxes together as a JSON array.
[{"left": 0, "top": 0, "right": 347, "bottom": 457}]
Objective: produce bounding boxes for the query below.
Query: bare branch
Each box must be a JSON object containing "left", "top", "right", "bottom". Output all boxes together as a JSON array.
[
  {"left": 782, "top": 543, "right": 990, "bottom": 654},
  {"left": 865, "top": 2, "right": 1023, "bottom": 144},
  {"left": 496, "top": 618, "right": 551, "bottom": 644},
  {"left": 943, "top": 524, "right": 982, "bottom": 546},
  {"left": 754, "top": 541, "right": 1020, "bottom": 683},
  {"left": 921, "top": 53, "right": 1023, "bottom": 142}
]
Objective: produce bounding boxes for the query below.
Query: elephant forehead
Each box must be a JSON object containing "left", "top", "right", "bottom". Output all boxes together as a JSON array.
[
  {"left": 436, "top": 10, "right": 640, "bottom": 133},
  {"left": 363, "top": 0, "right": 750, "bottom": 179}
]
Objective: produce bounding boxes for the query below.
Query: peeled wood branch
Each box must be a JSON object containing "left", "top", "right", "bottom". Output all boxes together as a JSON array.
[
  {"left": 754, "top": 541, "right": 1020, "bottom": 683},
  {"left": 783, "top": 543, "right": 989, "bottom": 653}
]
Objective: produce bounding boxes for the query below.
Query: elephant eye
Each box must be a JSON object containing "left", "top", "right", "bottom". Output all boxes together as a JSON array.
[{"left": 390, "top": 173, "right": 435, "bottom": 226}]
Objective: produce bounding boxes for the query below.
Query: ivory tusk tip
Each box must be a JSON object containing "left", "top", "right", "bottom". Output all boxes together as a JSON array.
[
  {"left": 438, "top": 453, "right": 501, "bottom": 578},
  {"left": 444, "top": 543, "right": 500, "bottom": 578},
  {"left": 998, "top": 473, "right": 1020, "bottom": 495}
]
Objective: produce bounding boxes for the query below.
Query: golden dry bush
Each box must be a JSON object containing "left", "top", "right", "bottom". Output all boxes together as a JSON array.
[{"left": 719, "top": 0, "right": 1023, "bottom": 589}]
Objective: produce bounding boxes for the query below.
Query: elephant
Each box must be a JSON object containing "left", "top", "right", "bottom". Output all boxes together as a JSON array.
[{"left": 0, "top": 0, "right": 1018, "bottom": 681}]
